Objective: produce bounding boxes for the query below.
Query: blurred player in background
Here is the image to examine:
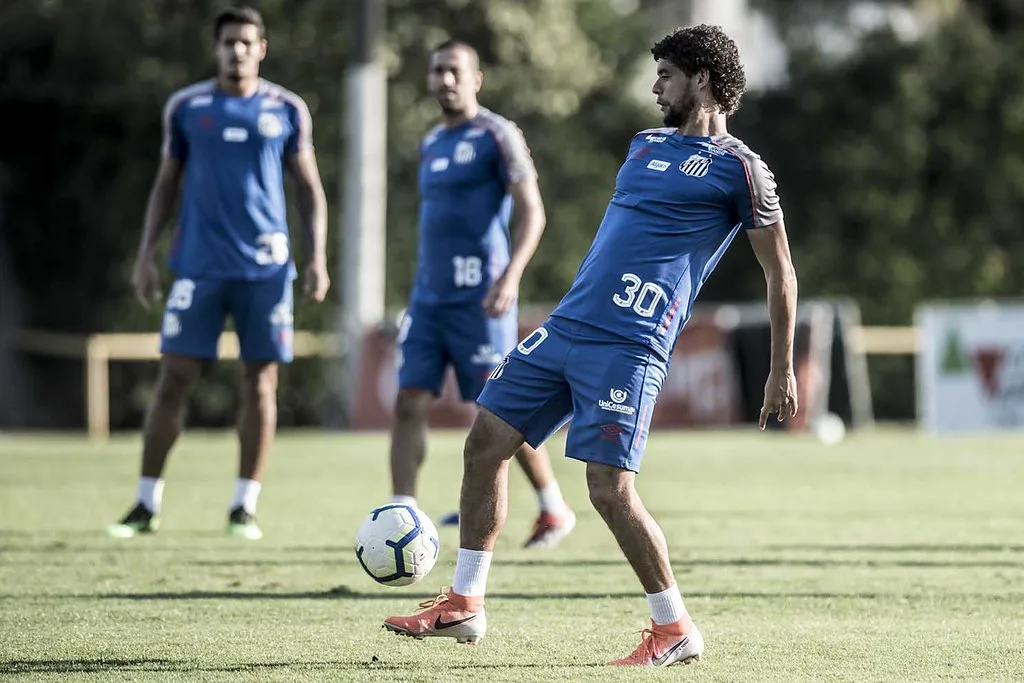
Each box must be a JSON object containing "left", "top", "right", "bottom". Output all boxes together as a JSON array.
[
  {"left": 107, "top": 6, "right": 329, "bottom": 540},
  {"left": 388, "top": 40, "right": 575, "bottom": 549},
  {"left": 383, "top": 25, "right": 799, "bottom": 665}
]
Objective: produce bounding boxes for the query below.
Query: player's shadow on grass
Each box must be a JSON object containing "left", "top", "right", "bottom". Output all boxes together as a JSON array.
[
  {"left": 185, "top": 550, "right": 1024, "bottom": 570},
  {"left": 0, "top": 659, "right": 191, "bottom": 674},
  {"left": 0, "top": 658, "right": 594, "bottom": 674}
]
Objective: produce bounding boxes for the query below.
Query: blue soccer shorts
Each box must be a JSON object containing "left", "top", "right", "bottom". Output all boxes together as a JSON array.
[
  {"left": 477, "top": 318, "right": 668, "bottom": 473},
  {"left": 159, "top": 273, "right": 295, "bottom": 363},
  {"left": 397, "top": 301, "right": 519, "bottom": 401}
]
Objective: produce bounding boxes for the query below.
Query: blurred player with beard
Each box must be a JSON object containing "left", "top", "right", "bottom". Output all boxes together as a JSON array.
[
  {"left": 107, "top": 6, "right": 330, "bottom": 540},
  {"left": 382, "top": 25, "right": 799, "bottom": 666},
  {"left": 387, "top": 40, "right": 575, "bottom": 549}
]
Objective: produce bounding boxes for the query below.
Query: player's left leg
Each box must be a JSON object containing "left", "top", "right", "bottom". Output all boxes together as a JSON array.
[
  {"left": 587, "top": 463, "right": 703, "bottom": 666},
  {"left": 226, "top": 273, "right": 294, "bottom": 540},
  {"left": 563, "top": 340, "right": 703, "bottom": 666},
  {"left": 447, "top": 307, "right": 575, "bottom": 546}
]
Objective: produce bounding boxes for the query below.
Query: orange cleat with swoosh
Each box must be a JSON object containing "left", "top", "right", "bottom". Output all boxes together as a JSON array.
[{"left": 383, "top": 587, "right": 486, "bottom": 645}]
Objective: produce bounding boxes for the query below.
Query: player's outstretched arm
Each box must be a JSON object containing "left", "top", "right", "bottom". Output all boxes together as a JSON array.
[
  {"left": 286, "top": 149, "right": 330, "bottom": 302},
  {"left": 132, "top": 157, "right": 183, "bottom": 309},
  {"left": 483, "top": 176, "right": 546, "bottom": 317},
  {"left": 747, "top": 220, "right": 799, "bottom": 429}
]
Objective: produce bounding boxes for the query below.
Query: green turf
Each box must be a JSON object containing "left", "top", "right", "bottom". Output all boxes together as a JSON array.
[{"left": 1, "top": 428, "right": 1023, "bottom": 682}]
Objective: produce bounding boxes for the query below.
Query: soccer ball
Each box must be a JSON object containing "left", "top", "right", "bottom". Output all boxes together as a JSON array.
[{"left": 355, "top": 504, "right": 440, "bottom": 586}]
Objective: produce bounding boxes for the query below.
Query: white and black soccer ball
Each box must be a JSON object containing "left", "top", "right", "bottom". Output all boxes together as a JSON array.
[{"left": 355, "top": 504, "right": 440, "bottom": 587}]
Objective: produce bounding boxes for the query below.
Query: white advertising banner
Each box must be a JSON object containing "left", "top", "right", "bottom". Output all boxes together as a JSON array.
[{"left": 917, "top": 303, "right": 1024, "bottom": 433}]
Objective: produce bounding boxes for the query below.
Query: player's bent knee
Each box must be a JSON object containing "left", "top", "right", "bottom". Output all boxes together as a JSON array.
[
  {"left": 464, "top": 408, "right": 526, "bottom": 466},
  {"left": 586, "top": 462, "right": 634, "bottom": 515},
  {"left": 241, "top": 363, "right": 278, "bottom": 400},
  {"left": 393, "top": 389, "right": 432, "bottom": 422}
]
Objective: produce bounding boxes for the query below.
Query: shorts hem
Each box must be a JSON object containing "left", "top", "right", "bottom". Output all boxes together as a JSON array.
[
  {"left": 564, "top": 451, "right": 639, "bottom": 474},
  {"left": 160, "top": 348, "right": 218, "bottom": 361},
  {"left": 238, "top": 355, "right": 291, "bottom": 364},
  {"left": 395, "top": 382, "right": 442, "bottom": 397}
]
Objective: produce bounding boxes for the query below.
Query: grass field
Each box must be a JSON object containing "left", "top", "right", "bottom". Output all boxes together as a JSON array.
[{"left": 1, "top": 428, "right": 1023, "bottom": 682}]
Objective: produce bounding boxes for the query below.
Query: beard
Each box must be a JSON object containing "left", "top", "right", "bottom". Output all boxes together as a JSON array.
[
  {"left": 221, "top": 62, "right": 244, "bottom": 81},
  {"left": 438, "top": 101, "right": 464, "bottom": 115},
  {"left": 662, "top": 93, "right": 699, "bottom": 128},
  {"left": 436, "top": 91, "right": 463, "bottom": 115}
]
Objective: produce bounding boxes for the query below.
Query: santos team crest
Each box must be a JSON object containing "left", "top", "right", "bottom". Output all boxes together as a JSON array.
[
  {"left": 454, "top": 141, "right": 476, "bottom": 164},
  {"left": 258, "top": 113, "right": 283, "bottom": 138},
  {"left": 679, "top": 154, "right": 712, "bottom": 178}
]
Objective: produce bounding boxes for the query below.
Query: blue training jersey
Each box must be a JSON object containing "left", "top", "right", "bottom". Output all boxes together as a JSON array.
[
  {"left": 412, "top": 108, "right": 537, "bottom": 306},
  {"left": 162, "top": 79, "right": 313, "bottom": 280},
  {"left": 550, "top": 128, "right": 783, "bottom": 361}
]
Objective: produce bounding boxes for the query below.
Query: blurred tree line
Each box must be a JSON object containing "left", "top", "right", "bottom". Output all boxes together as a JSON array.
[{"left": 0, "top": 0, "right": 1021, "bottom": 428}]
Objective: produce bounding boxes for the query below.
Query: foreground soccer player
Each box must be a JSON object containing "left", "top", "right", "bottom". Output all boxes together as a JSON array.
[
  {"left": 383, "top": 25, "right": 799, "bottom": 665},
  {"left": 388, "top": 40, "right": 575, "bottom": 549},
  {"left": 108, "top": 6, "right": 329, "bottom": 540}
]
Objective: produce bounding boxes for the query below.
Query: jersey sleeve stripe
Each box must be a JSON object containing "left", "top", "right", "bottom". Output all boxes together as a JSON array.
[
  {"left": 160, "top": 80, "right": 214, "bottom": 157},
  {"left": 260, "top": 80, "right": 314, "bottom": 152},
  {"left": 292, "top": 97, "right": 314, "bottom": 151},
  {"left": 476, "top": 111, "right": 537, "bottom": 185},
  {"left": 711, "top": 141, "right": 758, "bottom": 230}
]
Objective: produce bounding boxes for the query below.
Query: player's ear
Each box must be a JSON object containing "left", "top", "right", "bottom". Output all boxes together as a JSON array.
[
  {"left": 474, "top": 69, "right": 483, "bottom": 94},
  {"left": 258, "top": 39, "right": 268, "bottom": 62},
  {"left": 696, "top": 68, "right": 710, "bottom": 91}
]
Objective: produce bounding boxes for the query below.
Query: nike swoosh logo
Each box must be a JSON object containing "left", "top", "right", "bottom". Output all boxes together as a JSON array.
[
  {"left": 651, "top": 636, "right": 690, "bottom": 666},
  {"left": 434, "top": 614, "right": 478, "bottom": 630}
]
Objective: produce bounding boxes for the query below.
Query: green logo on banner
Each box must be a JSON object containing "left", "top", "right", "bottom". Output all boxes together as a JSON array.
[{"left": 940, "top": 328, "right": 969, "bottom": 374}]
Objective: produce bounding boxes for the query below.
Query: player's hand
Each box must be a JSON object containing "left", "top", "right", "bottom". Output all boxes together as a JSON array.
[
  {"left": 131, "top": 256, "right": 162, "bottom": 311},
  {"left": 483, "top": 272, "right": 519, "bottom": 318},
  {"left": 303, "top": 260, "right": 330, "bottom": 303},
  {"left": 759, "top": 366, "right": 798, "bottom": 430}
]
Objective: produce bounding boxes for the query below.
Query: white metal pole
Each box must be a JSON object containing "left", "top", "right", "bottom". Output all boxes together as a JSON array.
[{"left": 340, "top": 0, "right": 387, "bottom": 425}]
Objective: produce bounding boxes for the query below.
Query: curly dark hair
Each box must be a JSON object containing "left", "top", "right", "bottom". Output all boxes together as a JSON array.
[{"left": 651, "top": 24, "right": 747, "bottom": 115}]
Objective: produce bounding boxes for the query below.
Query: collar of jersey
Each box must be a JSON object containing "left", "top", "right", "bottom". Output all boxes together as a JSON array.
[{"left": 668, "top": 132, "right": 713, "bottom": 142}]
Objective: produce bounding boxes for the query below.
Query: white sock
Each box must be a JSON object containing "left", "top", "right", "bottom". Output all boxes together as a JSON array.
[
  {"left": 647, "top": 583, "right": 688, "bottom": 626},
  {"left": 451, "top": 548, "right": 493, "bottom": 598},
  {"left": 390, "top": 495, "right": 417, "bottom": 508},
  {"left": 137, "top": 477, "right": 164, "bottom": 514},
  {"left": 536, "top": 481, "right": 566, "bottom": 516},
  {"left": 231, "top": 478, "right": 262, "bottom": 515}
]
